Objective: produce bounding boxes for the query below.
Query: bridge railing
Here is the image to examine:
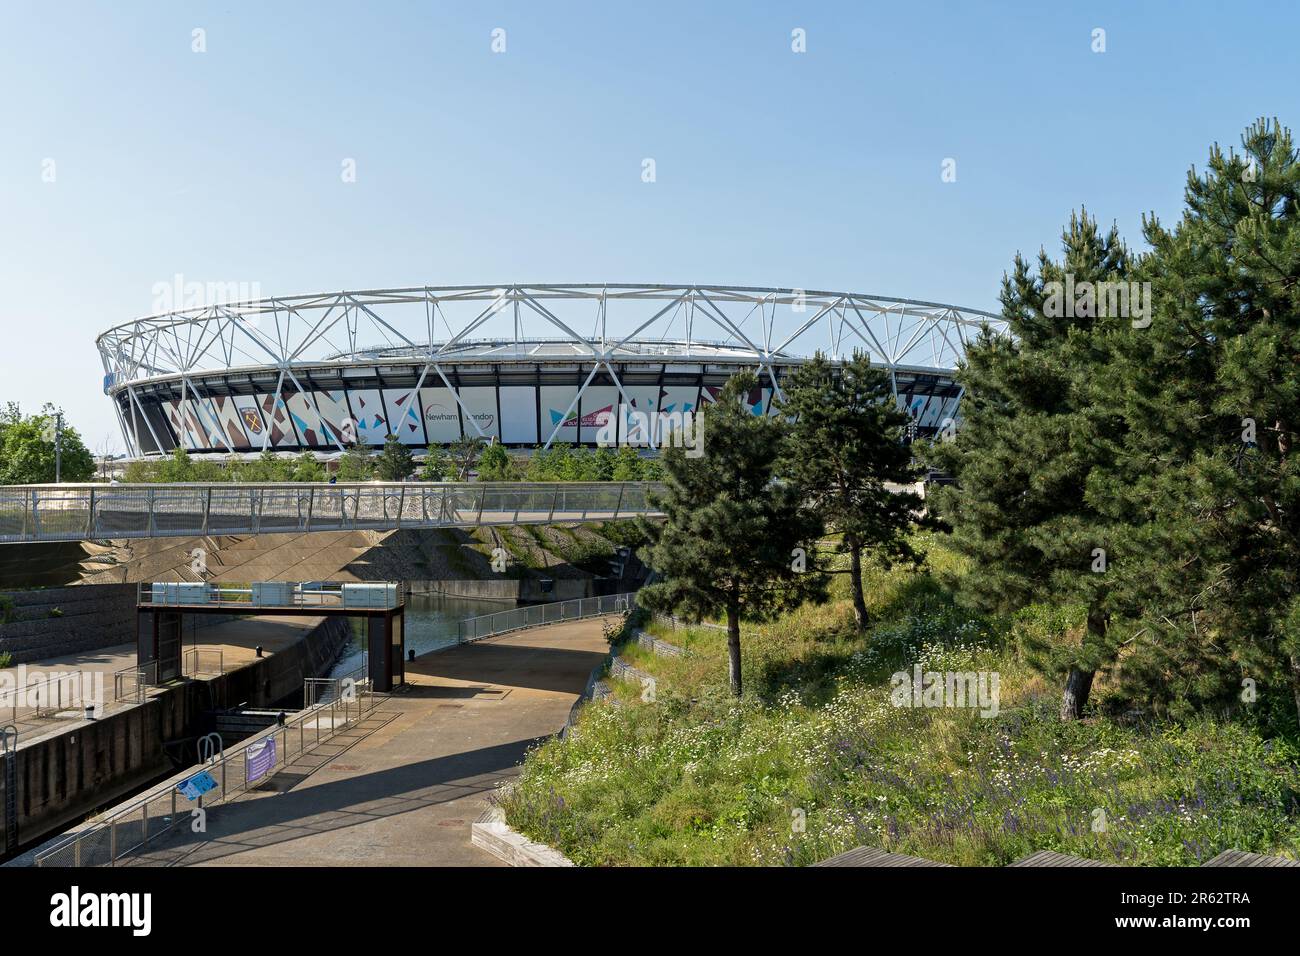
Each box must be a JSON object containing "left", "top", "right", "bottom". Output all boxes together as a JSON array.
[
  {"left": 457, "top": 592, "right": 636, "bottom": 643},
  {"left": 0, "top": 481, "right": 663, "bottom": 544}
]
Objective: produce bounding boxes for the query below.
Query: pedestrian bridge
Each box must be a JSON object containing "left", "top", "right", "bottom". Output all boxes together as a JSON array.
[{"left": 0, "top": 482, "right": 664, "bottom": 544}]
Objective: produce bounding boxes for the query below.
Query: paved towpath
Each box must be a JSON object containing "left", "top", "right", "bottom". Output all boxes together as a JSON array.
[{"left": 120, "top": 616, "right": 612, "bottom": 866}]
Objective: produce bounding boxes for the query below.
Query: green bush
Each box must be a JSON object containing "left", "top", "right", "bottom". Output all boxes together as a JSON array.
[{"left": 500, "top": 536, "right": 1300, "bottom": 866}]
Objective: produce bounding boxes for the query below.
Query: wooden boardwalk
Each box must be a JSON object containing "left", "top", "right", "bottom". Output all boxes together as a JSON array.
[
  {"left": 1202, "top": 850, "right": 1300, "bottom": 867},
  {"left": 1009, "top": 850, "right": 1116, "bottom": 867},
  {"left": 814, "top": 846, "right": 953, "bottom": 867}
]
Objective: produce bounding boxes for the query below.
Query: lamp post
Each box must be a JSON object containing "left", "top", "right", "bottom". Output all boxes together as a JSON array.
[{"left": 42, "top": 412, "right": 64, "bottom": 482}]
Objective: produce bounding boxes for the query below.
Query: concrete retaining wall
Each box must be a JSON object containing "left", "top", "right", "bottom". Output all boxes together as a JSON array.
[
  {"left": 0, "top": 585, "right": 136, "bottom": 663},
  {"left": 0, "top": 615, "right": 350, "bottom": 856}
]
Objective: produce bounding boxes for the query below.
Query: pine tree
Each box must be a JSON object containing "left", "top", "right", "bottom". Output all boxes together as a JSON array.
[
  {"left": 612, "top": 445, "right": 645, "bottom": 481},
  {"left": 234, "top": 449, "right": 292, "bottom": 482},
  {"left": 336, "top": 444, "right": 375, "bottom": 482},
  {"left": 375, "top": 434, "right": 415, "bottom": 481},
  {"left": 419, "top": 446, "right": 448, "bottom": 481},
  {"left": 778, "top": 351, "right": 923, "bottom": 629},
  {"left": 1106, "top": 119, "right": 1300, "bottom": 726},
  {"left": 477, "top": 442, "right": 514, "bottom": 480},
  {"left": 926, "top": 210, "right": 1139, "bottom": 719},
  {"left": 636, "top": 371, "right": 827, "bottom": 696},
  {"left": 591, "top": 446, "right": 616, "bottom": 481},
  {"left": 448, "top": 435, "right": 485, "bottom": 480},
  {"left": 290, "top": 452, "right": 325, "bottom": 482}
]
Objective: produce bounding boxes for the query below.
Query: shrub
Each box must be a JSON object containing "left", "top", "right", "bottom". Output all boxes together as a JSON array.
[{"left": 500, "top": 534, "right": 1300, "bottom": 866}]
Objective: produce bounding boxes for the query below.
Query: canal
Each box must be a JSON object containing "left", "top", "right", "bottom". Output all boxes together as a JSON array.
[{"left": 328, "top": 591, "right": 516, "bottom": 679}]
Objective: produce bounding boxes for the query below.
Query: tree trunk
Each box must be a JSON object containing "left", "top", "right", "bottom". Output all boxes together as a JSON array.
[
  {"left": 1060, "top": 608, "right": 1104, "bottom": 720},
  {"left": 847, "top": 534, "right": 867, "bottom": 630},
  {"left": 1060, "top": 666, "right": 1094, "bottom": 721},
  {"left": 726, "top": 601, "right": 742, "bottom": 697},
  {"left": 1289, "top": 654, "right": 1300, "bottom": 731}
]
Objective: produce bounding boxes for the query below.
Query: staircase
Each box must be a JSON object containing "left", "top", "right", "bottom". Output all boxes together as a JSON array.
[{"left": 213, "top": 709, "right": 286, "bottom": 738}]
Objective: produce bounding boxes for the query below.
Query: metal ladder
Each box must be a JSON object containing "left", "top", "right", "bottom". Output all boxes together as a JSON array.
[{"left": 2, "top": 725, "right": 17, "bottom": 853}]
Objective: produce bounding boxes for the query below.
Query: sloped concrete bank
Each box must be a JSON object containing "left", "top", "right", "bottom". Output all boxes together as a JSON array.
[{"left": 0, "top": 615, "right": 349, "bottom": 858}]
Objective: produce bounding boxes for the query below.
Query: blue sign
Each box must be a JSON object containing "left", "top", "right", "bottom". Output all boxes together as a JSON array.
[
  {"left": 246, "top": 737, "right": 276, "bottom": 784},
  {"left": 176, "top": 770, "right": 217, "bottom": 802}
]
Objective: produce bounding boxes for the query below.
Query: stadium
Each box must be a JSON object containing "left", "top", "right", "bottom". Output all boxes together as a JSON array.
[{"left": 95, "top": 284, "right": 1005, "bottom": 458}]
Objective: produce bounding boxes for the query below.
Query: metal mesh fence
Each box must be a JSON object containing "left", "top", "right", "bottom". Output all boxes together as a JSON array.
[
  {"left": 457, "top": 592, "right": 634, "bottom": 643},
  {"left": 182, "top": 648, "right": 225, "bottom": 677},
  {"left": 0, "top": 482, "right": 663, "bottom": 543}
]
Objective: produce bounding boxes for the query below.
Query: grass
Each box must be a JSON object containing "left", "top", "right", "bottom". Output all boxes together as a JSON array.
[{"left": 499, "top": 533, "right": 1300, "bottom": 866}]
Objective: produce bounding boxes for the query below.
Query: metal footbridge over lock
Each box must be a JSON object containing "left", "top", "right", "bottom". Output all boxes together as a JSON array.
[
  {"left": 136, "top": 580, "right": 409, "bottom": 693},
  {"left": 0, "top": 481, "right": 663, "bottom": 544}
]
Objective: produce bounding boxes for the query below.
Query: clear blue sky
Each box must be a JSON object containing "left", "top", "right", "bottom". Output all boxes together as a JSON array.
[{"left": 1, "top": 0, "right": 1296, "bottom": 453}]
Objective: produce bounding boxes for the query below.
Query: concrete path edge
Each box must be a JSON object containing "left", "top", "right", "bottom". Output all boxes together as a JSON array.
[{"left": 471, "top": 805, "right": 574, "bottom": 867}]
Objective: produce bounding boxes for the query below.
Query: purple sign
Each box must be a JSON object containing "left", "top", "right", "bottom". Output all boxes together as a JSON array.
[{"left": 246, "top": 737, "right": 276, "bottom": 784}]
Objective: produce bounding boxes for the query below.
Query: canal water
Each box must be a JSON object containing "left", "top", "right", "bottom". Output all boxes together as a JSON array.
[{"left": 328, "top": 591, "right": 517, "bottom": 679}]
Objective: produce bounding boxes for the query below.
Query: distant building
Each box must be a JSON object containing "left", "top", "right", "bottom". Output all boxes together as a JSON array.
[{"left": 97, "top": 284, "right": 1001, "bottom": 459}]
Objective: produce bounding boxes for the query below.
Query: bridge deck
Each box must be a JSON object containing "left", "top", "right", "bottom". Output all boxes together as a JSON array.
[{"left": 0, "top": 481, "right": 663, "bottom": 544}]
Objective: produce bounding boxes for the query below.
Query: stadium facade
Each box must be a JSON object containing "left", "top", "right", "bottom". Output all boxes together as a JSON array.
[{"left": 96, "top": 284, "right": 1005, "bottom": 458}]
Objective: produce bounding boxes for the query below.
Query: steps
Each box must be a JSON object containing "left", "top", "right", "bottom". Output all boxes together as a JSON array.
[{"left": 213, "top": 709, "right": 288, "bottom": 737}]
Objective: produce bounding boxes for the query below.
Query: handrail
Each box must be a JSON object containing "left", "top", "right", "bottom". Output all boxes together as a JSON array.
[
  {"left": 137, "top": 580, "right": 402, "bottom": 611},
  {"left": 0, "top": 481, "right": 664, "bottom": 544},
  {"left": 456, "top": 592, "right": 636, "bottom": 643},
  {"left": 0, "top": 480, "right": 663, "bottom": 489}
]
